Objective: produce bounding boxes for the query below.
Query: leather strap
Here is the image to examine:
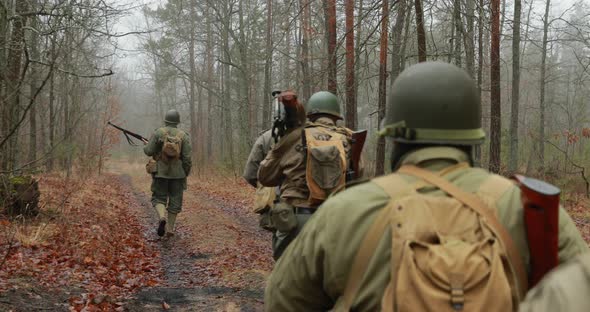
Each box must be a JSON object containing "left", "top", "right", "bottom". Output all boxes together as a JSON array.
[
  {"left": 397, "top": 165, "right": 528, "bottom": 300},
  {"left": 337, "top": 174, "right": 411, "bottom": 311}
]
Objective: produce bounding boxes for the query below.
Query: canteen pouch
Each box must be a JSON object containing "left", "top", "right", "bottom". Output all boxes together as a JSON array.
[
  {"left": 258, "top": 207, "right": 275, "bottom": 232},
  {"left": 146, "top": 159, "right": 157, "bottom": 174},
  {"left": 253, "top": 185, "right": 276, "bottom": 213},
  {"left": 270, "top": 202, "right": 297, "bottom": 233}
]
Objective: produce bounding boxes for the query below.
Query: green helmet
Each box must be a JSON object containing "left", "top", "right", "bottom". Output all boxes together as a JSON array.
[
  {"left": 380, "top": 62, "right": 485, "bottom": 145},
  {"left": 164, "top": 109, "right": 180, "bottom": 124},
  {"left": 306, "top": 91, "right": 342, "bottom": 120}
]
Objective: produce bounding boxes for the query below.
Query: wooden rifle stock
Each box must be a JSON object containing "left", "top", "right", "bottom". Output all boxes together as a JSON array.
[
  {"left": 514, "top": 175, "right": 560, "bottom": 288},
  {"left": 348, "top": 130, "right": 367, "bottom": 180}
]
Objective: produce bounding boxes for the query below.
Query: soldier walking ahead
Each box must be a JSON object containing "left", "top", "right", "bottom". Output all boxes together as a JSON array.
[
  {"left": 264, "top": 62, "right": 588, "bottom": 311},
  {"left": 143, "top": 109, "right": 192, "bottom": 237},
  {"left": 258, "top": 91, "right": 360, "bottom": 260}
]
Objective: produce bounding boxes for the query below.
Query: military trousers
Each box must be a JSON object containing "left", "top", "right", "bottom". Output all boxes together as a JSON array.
[
  {"left": 272, "top": 212, "right": 312, "bottom": 260},
  {"left": 151, "top": 177, "right": 186, "bottom": 214}
]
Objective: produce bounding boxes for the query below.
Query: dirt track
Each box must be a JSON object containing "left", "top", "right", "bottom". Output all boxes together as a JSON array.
[
  {"left": 114, "top": 162, "right": 272, "bottom": 311},
  {"left": 0, "top": 160, "right": 272, "bottom": 312}
]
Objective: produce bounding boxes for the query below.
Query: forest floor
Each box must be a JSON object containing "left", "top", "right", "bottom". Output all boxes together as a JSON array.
[
  {"left": 0, "top": 159, "right": 272, "bottom": 311},
  {"left": 1, "top": 159, "right": 590, "bottom": 311}
]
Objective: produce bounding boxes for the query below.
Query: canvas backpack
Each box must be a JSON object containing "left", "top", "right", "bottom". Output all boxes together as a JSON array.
[
  {"left": 304, "top": 126, "right": 348, "bottom": 206},
  {"left": 160, "top": 129, "right": 184, "bottom": 162},
  {"left": 336, "top": 163, "right": 528, "bottom": 312}
]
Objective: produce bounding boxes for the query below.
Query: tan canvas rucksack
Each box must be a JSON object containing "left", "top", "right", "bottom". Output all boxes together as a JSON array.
[
  {"left": 337, "top": 164, "right": 528, "bottom": 312},
  {"left": 160, "top": 129, "right": 184, "bottom": 162},
  {"left": 304, "top": 126, "right": 348, "bottom": 206}
]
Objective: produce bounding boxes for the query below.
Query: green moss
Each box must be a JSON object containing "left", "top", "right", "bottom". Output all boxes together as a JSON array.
[{"left": 9, "top": 176, "right": 31, "bottom": 185}]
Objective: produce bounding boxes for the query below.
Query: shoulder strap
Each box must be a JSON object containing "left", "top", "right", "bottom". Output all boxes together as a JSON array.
[
  {"left": 397, "top": 165, "right": 528, "bottom": 299},
  {"left": 339, "top": 164, "right": 470, "bottom": 311},
  {"left": 338, "top": 174, "right": 412, "bottom": 311}
]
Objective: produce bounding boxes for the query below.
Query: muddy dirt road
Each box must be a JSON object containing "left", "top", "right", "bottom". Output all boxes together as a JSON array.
[
  {"left": 0, "top": 160, "right": 273, "bottom": 312},
  {"left": 113, "top": 162, "right": 273, "bottom": 311}
]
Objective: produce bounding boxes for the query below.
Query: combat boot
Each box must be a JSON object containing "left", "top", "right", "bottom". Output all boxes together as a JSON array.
[
  {"left": 166, "top": 212, "right": 177, "bottom": 237},
  {"left": 155, "top": 203, "right": 167, "bottom": 237}
]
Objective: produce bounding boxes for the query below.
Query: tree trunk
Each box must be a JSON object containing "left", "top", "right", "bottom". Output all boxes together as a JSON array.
[
  {"left": 325, "top": 0, "right": 337, "bottom": 94},
  {"left": 189, "top": 0, "right": 199, "bottom": 162},
  {"left": 222, "top": 2, "right": 235, "bottom": 171},
  {"left": 47, "top": 68, "right": 55, "bottom": 171},
  {"left": 263, "top": 0, "right": 273, "bottom": 126},
  {"left": 539, "top": 0, "right": 551, "bottom": 173},
  {"left": 463, "top": 0, "right": 475, "bottom": 77},
  {"left": 283, "top": 0, "right": 292, "bottom": 88},
  {"left": 206, "top": 4, "right": 214, "bottom": 161},
  {"left": 489, "top": 0, "right": 501, "bottom": 173},
  {"left": 414, "top": 0, "right": 426, "bottom": 62},
  {"left": 509, "top": 0, "right": 521, "bottom": 173},
  {"left": 300, "top": 0, "right": 312, "bottom": 99},
  {"left": 28, "top": 13, "right": 40, "bottom": 166},
  {"left": 477, "top": 0, "right": 484, "bottom": 90},
  {"left": 345, "top": 0, "right": 357, "bottom": 129},
  {"left": 375, "top": 0, "right": 390, "bottom": 176},
  {"left": 453, "top": 0, "right": 462, "bottom": 67},
  {"left": 4, "top": 0, "right": 27, "bottom": 171}
]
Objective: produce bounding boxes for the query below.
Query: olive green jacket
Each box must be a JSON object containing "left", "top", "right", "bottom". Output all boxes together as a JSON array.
[
  {"left": 519, "top": 252, "right": 590, "bottom": 312},
  {"left": 258, "top": 117, "right": 353, "bottom": 208},
  {"left": 243, "top": 130, "right": 274, "bottom": 187},
  {"left": 264, "top": 147, "right": 589, "bottom": 311},
  {"left": 143, "top": 125, "right": 192, "bottom": 179}
]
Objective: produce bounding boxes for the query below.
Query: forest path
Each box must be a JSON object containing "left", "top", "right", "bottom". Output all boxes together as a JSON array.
[{"left": 108, "top": 161, "right": 272, "bottom": 312}]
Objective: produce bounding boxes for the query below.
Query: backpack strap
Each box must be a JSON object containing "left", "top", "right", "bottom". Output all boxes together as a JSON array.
[
  {"left": 338, "top": 174, "right": 413, "bottom": 311},
  {"left": 338, "top": 163, "right": 471, "bottom": 311},
  {"left": 397, "top": 165, "right": 528, "bottom": 300}
]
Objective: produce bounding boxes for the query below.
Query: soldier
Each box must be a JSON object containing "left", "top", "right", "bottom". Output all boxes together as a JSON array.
[
  {"left": 264, "top": 62, "right": 589, "bottom": 311},
  {"left": 243, "top": 129, "right": 276, "bottom": 231},
  {"left": 243, "top": 130, "right": 273, "bottom": 188},
  {"left": 258, "top": 91, "right": 359, "bottom": 260},
  {"left": 144, "top": 109, "right": 192, "bottom": 237},
  {"left": 519, "top": 252, "right": 590, "bottom": 312}
]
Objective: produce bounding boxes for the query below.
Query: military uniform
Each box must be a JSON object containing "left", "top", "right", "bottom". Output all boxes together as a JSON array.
[
  {"left": 258, "top": 91, "right": 358, "bottom": 260},
  {"left": 264, "top": 62, "right": 589, "bottom": 311},
  {"left": 243, "top": 129, "right": 276, "bottom": 231},
  {"left": 143, "top": 110, "right": 192, "bottom": 237},
  {"left": 264, "top": 147, "right": 589, "bottom": 311},
  {"left": 243, "top": 130, "right": 273, "bottom": 187},
  {"left": 519, "top": 252, "right": 590, "bottom": 312}
]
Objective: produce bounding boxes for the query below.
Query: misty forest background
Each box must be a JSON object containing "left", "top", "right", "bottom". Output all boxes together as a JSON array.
[{"left": 2, "top": 0, "right": 590, "bottom": 195}]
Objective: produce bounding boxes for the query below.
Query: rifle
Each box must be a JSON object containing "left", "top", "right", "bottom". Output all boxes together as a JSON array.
[
  {"left": 271, "top": 90, "right": 285, "bottom": 143},
  {"left": 271, "top": 90, "right": 303, "bottom": 143},
  {"left": 346, "top": 130, "right": 367, "bottom": 181},
  {"left": 107, "top": 121, "right": 149, "bottom": 146},
  {"left": 513, "top": 175, "right": 560, "bottom": 288}
]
